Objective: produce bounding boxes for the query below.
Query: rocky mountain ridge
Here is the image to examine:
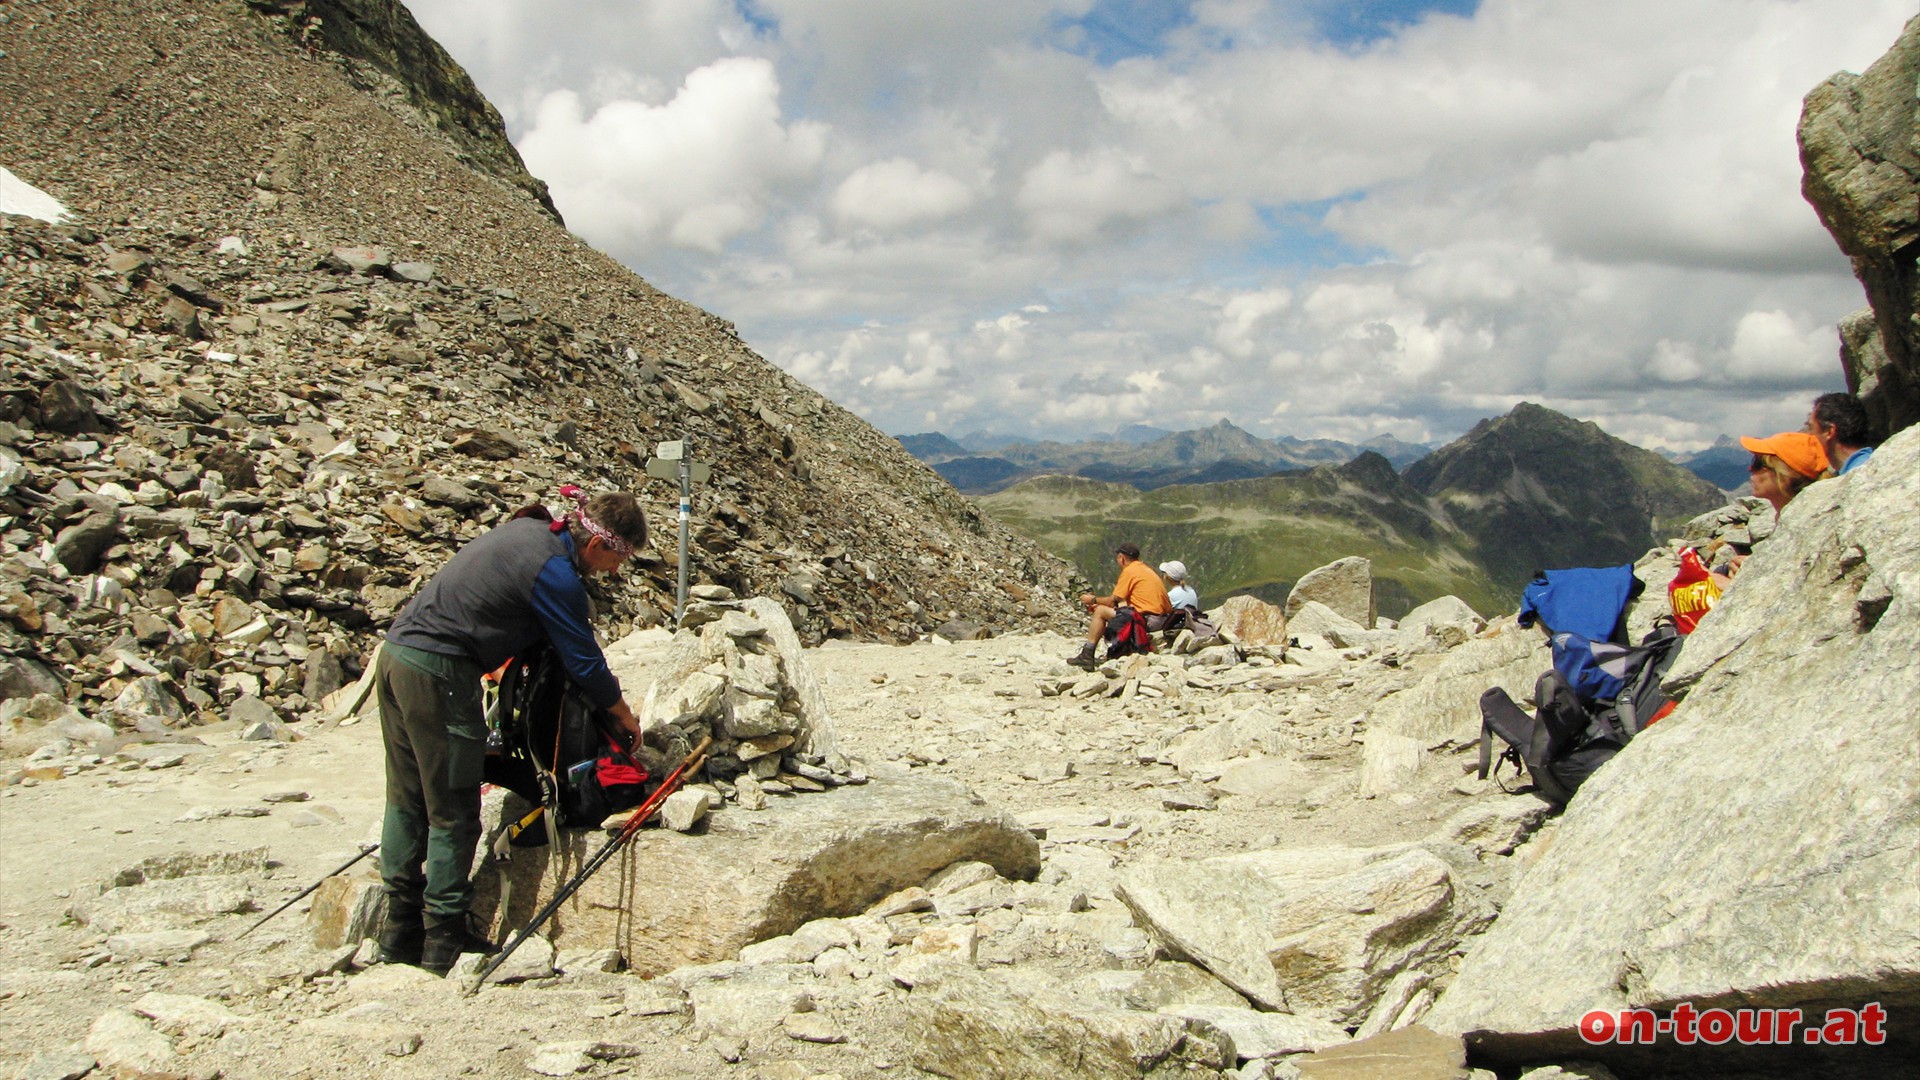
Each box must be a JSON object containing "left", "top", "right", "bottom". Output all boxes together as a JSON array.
[{"left": 902, "top": 419, "right": 1433, "bottom": 494}]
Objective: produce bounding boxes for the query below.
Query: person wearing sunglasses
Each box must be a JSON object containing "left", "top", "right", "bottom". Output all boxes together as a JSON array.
[
  {"left": 1709, "top": 432, "right": 1829, "bottom": 590},
  {"left": 1738, "top": 432, "right": 1828, "bottom": 516}
]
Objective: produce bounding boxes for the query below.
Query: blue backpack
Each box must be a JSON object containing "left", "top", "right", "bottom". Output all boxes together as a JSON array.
[{"left": 1479, "top": 567, "right": 1681, "bottom": 806}]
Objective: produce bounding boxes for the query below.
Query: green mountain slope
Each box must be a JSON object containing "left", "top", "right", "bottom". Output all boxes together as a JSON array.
[
  {"left": 979, "top": 452, "right": 1509, "bottom": 619},
  {"left": 978, "top": 404, "right": 1730, "bottom": 618}
]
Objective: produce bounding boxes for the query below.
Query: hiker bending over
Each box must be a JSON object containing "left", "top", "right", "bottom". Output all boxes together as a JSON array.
[
  {"left": 1160, "top": 560, "right": 1198, "bottom": 614},
  {"left": 1806, "top": 392, "right": 1875, "bottom": 476},
  {"left": 1069, "top": 541, "right": 1171, "bottom": 670},
  {"left": 1714, "top": 433, "right": 1826, "bottom": 587},
  {"left": 376, "top": 487, "right": 648, "bottom": 975}
]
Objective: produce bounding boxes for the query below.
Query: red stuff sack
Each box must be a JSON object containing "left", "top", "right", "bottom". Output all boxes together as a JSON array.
[{"left": 1667, "top": 546, "right": 1720, "bottom": 634}]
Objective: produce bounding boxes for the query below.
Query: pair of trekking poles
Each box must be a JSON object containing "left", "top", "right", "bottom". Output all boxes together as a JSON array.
[{"left": 239, "top": 735, "right": 714, "bottom": 995}]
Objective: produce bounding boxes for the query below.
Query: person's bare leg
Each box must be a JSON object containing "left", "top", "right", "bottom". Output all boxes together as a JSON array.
[{"left": 1088, "top": 605, "right": 1115, "bottom": 643}]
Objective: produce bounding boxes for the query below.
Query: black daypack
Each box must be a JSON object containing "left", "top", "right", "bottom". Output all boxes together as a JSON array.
[
  {"left": 1105, "top": 606, "right": 1155, "bottom": 659},
  {"left": 484, "top": 645, "right": 649, "bottom": 833},
  {"left": 1477, "top": 624, "right": 1682, "bottom": 807}
]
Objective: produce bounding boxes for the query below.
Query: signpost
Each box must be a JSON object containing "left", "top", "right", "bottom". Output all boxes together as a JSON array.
[{"left": 644, "top": 438, "right": 712, "bottom": 623}]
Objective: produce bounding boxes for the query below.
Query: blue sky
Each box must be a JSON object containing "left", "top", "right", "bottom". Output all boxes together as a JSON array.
[{"left": 407, "top": 0, "right": 1913, "bottom": 450}]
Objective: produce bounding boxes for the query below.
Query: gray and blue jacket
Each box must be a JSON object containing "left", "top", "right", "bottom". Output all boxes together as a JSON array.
[{"left": 386, "top": 517, "right": 622, "bottom": 708}]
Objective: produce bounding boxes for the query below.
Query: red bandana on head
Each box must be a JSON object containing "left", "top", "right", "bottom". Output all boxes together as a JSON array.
[{"left": 553, "top": 484, "right": 633, "bottom": 556}]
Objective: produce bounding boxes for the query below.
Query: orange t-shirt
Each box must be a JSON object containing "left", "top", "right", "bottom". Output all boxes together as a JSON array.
[{"left": 1114, "top": 560, "right": 1171, "bottom": 615}]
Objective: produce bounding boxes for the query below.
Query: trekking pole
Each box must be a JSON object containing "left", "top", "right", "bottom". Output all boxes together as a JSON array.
[
  {"left": 464, "top": 735, "right": 713, "bottom": 995},
  {"left": 236, "top": 843, "right": 379, "bottom": 940}
]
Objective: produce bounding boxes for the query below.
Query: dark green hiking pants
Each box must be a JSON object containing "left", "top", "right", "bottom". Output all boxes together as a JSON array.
[{"left": 376, "top": 642, "right": 485, "bottom": 928}]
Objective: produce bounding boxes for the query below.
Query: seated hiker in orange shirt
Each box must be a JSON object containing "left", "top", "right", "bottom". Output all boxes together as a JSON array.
[{"left": 1068, "top": 541, "right": 1172, "bottom": 670}]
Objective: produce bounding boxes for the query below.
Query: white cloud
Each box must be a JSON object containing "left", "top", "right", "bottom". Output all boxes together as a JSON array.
[
  {"left": 516, "top": 58, "right": 825, "bottom": 253},
  {"left": 1211, "top": 288, "right": 1292, "bottom": 358},
  {"left": 410, "top": 0, "right": 1911, "bottom": 450},
  {"left": 1016, "top": 149, "right": 1185, "bottom": 242},
  {"left": 1726, "top": 310, "right": 1837, "bottom": 383},
  {"left": 831, "top": 159, "right": 975, "bottom": 229}
]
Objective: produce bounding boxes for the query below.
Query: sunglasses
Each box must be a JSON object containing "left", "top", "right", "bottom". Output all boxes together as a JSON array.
[{"left": 1748, "top": 454, "right": 1769, "bottom": 473}]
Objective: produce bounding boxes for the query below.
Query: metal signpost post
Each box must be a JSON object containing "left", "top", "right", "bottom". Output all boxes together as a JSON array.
[{"left": 644, "top": 439, "right": 712, "bottom": 624}]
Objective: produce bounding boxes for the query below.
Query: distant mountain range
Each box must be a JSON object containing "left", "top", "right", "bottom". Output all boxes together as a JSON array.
[
  {"left": 1666, "top": 435, "right": 1751, "bottom": 490},
  {"left": 897, "top": 420, "right": 1434, "bottom": 493},
  {"left": 971, "top": 403, "right": 1729, "bottom": 618}
]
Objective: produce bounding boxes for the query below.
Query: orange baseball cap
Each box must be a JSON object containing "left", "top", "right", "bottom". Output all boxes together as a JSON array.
[{"left": 1740, "top": 431, "right": 1829, "bottom": 480}]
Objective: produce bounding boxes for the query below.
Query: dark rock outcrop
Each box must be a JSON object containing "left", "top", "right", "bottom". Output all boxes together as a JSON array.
[
  {"left": 247, "top": 0, "right": 561, "bottom": 221},
  {"left": 1801, "top": 14, "right": 1920, "bottom": 438},
  {"left": 1403, "top": 403, "right": 1725, "bottom": 593}
]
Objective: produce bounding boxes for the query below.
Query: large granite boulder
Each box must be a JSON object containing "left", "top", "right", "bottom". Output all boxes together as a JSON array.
[
  {"left": 1396, "top": 596, "right": 1486, "bottom": 642},
  {"left": 1368, "top": 620, "right": 1546, "bottom": 747},
  {"left": 472, "top": 774, "right": 1039, "bottom": 976},
  {"left": 1800, "top": 14, "right": 1920, "bottom": 437},
  {"left": 1427, "top": 426, "right": 1920, "bottom": 1077},
  {"left": 1214, "top": 595, "right": 1289, "bottom": 647},
  {"left": 1117, "top": 843, "right": 1495, "bottom": 1025},
  {"left": 1286, "top": 556, "right": 1377, "bottom": 629}
]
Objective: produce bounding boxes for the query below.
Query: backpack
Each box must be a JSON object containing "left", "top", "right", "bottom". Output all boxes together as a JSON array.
[
  {"left": 1164, "top": 605, "right": 1220, "bottom": 646},
  {"left": 1477, "top": 624, "right": 1682, "bottom": 807},
  {"left": 1104, "top": 606, "right": 1155, "bottom": 659},
  {"left": 484, "top": 645, "right": 649, "bottom": 834}
]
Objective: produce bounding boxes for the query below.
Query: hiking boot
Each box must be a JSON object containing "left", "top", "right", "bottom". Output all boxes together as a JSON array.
[
  {"left": 377, "top": 900, "right": 424, "bottom": 966},
  {"left": 420, "top": 916, "right": 497, "bottom": 977},
  {"left": 1066, "top": 642, "right": 1097, "bottom": 671}
]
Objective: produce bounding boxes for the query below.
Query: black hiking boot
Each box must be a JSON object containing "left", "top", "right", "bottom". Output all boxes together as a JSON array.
[
  {"left": 377, "top": 900, "right": 424, "bottom": 966},
  {"left": 1066, "top": 642, "right": 1098, "bottom": 671},
  {"left": 421, "top": 915, "right": 497, "bottom": 977}
]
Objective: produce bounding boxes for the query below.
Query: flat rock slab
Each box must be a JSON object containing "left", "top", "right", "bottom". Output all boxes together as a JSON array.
[
  {"left": 474, "top": 775, "right": 1038, "bottom": 976},
  {"left": 903, "top": 964, "right": 1231, "bottom": 1079},
  {"left": 1367, "top": 622, "right": 1545, "bottom": 747},
  {"left": 1295, "top": 1024, "right": 1470, "bottom": 1080},
  {"left": 1118, "top": 844, "right": 1493, "bottom": 1024}
]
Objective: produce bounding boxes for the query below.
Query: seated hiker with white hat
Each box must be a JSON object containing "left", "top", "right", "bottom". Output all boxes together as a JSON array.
[{"left": 1159, "top": 560, "right": 1198, "bottom": 614}]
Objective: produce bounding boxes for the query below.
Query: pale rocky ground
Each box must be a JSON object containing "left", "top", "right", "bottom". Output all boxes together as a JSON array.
[{"left": 0, "top": 612, "right": 1537, "bottom": 1080}]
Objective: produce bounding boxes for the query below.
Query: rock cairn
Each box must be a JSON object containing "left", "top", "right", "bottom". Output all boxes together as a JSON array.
[{"left": 633, "top": 590, "right": 860, "bottom": 807}]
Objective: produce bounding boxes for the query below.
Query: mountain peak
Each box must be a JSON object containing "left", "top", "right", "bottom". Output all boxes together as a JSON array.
[{"left": 1402, "top": 403, "right": 1724, "bottom": 591}]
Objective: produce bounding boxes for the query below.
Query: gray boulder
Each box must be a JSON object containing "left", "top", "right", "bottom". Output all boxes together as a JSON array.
[
  {"left": 1397, "top": 595, "right": 1485, "bottom": 642},
  {"left": 1368, "top": 621, "right": 1546, "bottom": 747},
  {"left": 1214, "top": 595, "right": 1289, "bottom": 647},
  {"left": 472, "top": 774, "right": 1038, "bottom": 977},
  {"left": 1427, "top": 426, "right": 1920, "bottom": 1076},
  {"left": 0, "top": 656, "right": 65, "bottom": 704},
  {"left": 1117, "top": 843, "right": 1495, "bottom": 1024},
  {"left": 1287, "top": 556, "right": 1376, "bottom": 629},
  {"left": 1288, "top": 600, "right": 1379, "bottom": 650},
  {"left": 53, "top": 508, "right": 120, "bottom": 574}
]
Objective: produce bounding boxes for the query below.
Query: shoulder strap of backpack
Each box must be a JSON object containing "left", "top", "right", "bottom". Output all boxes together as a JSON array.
[{"left": 1615, "top": 626, "right": 1684, "bottom": 736}]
